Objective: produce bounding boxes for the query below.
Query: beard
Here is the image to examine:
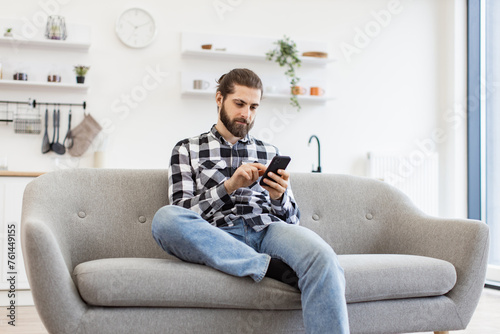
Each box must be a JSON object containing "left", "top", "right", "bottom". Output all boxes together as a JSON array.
[{"left": 219, "top": 102, "right": 255, "bottom": 138}]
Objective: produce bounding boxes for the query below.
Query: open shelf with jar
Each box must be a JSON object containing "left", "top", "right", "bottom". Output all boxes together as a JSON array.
[
  {"left": 180, "top": 32, "right": 335, "bottom": 105},
  {"left": 0, "top": 36, "right": 90, "bottom": 51},
  {"left": 0, "top": 18, "right": 91, "bottom": 90},
  {"left": 0, "top": 79, "right": 89, "bottom": 90},
  {"left": 181, "top": 49, "right": 335, "bottom": 66},
  {"left": 182, "top": 89, "right": 334, "bottom": 104}
]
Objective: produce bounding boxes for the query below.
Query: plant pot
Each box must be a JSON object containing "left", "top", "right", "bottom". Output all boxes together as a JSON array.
[
  {"left": 4, "top": 32, "right": 13, "bottom": 37},
  {"left": 76, "top": 76, "right": 85, "bottom": 84}
]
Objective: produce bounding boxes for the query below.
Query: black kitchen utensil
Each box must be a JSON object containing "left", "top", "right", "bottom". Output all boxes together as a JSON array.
[
  {"left": 50, "top": 108, "right": 56, "bottom": 151},
  {"left": 62, "top": 108, "right": 73, "bottom": 149},
  {"left": 41, "top": 108, "right": 51, "bottom": 153},
  {"left": 51, "top": 107, "right": 66, "bottom": 155}
]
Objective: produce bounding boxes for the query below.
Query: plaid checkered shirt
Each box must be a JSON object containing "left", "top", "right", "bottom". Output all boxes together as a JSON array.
[{"left": 168, "top": 125, "right": 300, "bottom": 231}]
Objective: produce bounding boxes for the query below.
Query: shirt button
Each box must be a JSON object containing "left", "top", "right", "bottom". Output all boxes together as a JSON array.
[
  {"left": 78, "top": 211, "right": 86, "bottom": 218},
  {"left": 138, "top": 216, "right": 147, "bottom": 224},
  {"left": 312, "top": 214, "right": 320, "bottom": 221},
  {"left": 366, "top": 213, "right": 373, "bottom": 220}
]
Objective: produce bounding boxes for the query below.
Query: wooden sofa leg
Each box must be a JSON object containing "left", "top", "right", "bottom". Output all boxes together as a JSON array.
[{"left": 434, "top": 331, "right": 449, "bottom": 334}]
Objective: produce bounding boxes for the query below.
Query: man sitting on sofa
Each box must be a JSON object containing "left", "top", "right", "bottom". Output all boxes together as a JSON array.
[{"left": 152, "top": 68, "right": 349, "bottom": 334}]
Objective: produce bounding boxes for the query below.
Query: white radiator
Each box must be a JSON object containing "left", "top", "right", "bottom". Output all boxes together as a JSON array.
[{"left": 367, "top": 152, "right": 439, "bottom": 216}]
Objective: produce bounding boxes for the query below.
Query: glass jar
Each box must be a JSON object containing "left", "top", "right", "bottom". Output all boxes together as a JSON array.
[{"left": 45, "top": 16, "right": 67, "bottom": 40}]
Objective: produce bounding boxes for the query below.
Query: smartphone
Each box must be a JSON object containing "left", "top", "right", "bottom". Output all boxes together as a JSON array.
[{"left": 259, "top": 155, "right": 291, "bottom": 186}]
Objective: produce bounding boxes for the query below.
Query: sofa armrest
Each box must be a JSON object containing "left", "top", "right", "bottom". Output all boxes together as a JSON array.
[
  {"left": 388, "top": 211, "right": 489, "bottom": 327},
  {"left": 22, "top": 218, "right": 87, "bottom": 334}
]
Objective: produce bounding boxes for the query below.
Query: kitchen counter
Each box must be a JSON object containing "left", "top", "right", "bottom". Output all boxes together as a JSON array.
[{"left": 0, "top": 171, "right": 45, "bottom": 177}]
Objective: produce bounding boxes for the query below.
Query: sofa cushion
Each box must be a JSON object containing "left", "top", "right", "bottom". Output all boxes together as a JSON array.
[
  {"left": 340, "top": 254, "right": 457, "bottom": 303},
  {"left": 73, "top": 257, "right": 302, "bottom": 309},
  {"left": 73, "top": 254, "right": 456, "bottom": 308}
]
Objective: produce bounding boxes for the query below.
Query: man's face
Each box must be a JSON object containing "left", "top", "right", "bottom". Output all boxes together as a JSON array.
[{"left": 217, "top": 84, "right": 261, "bottom": 139}]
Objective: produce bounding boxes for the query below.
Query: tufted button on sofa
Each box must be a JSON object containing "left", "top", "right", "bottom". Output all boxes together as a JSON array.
[{"left": 21, "top": 169, "right": 489, "bottom": 334}]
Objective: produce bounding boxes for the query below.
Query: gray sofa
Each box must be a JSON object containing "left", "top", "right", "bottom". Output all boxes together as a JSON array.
[{"left": 21, "top": 169, "right": 489, "bottom": 334}]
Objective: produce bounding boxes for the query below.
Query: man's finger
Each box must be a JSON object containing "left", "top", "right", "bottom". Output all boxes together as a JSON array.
[{"left": 268, "top": 171, "right": 288, "bottom": 188}]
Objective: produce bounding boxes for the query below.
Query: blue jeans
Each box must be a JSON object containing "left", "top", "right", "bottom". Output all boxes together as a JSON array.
[{"left": 152, "top": 205, "right": 349, "bottom": 334}]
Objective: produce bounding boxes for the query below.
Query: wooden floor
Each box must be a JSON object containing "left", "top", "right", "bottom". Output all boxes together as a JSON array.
[{"left": 1, "top": 288, "right": 499, "bottom": 333}]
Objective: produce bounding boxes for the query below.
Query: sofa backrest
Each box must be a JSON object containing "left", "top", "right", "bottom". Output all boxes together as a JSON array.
[
  {"left": 291, "top": 172, "right": 420, "bottom": 255},
  {"left": 22, "top": 169, "right": 171, "bottom": 271},
  {"left": 22, "top": 169, "right": 419, "bottom": 270}
]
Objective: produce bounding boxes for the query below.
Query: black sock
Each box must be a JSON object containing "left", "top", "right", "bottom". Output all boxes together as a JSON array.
[{"left": 265, "top": 258, "right": 299, "bottom": 290}]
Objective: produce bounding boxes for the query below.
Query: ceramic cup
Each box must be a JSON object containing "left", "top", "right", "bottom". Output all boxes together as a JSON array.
[
  {"left": 48, "top": 74, "right": 61, "bottom": 82},
  {"left": 193, "top": 80, "right": 210, "bottom": 90},
  {"left": 13, "top": 73, "right": 28, "bottom": 81},
  {"left": 310, "top": 87, "right": 325, "bottom": 96},
  {"left": 291, "top": 86, "right": 307, "bottom": 95}
]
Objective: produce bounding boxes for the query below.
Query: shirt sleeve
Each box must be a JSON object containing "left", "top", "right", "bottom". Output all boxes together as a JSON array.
[
  {"left": 168, "top": 141, "right": 232, "bottom": 221},
  {"left": 270, "top": 183, "right": 301, "bottom": 225}
]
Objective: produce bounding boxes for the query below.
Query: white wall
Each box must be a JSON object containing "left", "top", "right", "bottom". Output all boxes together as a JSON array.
[{"left": 0, "top": 0, "right": 467, "bottom": 218}]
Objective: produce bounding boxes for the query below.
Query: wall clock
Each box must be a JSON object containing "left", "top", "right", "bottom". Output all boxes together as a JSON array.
[{"left": 115, "top": 7, "right": 157, "bottom": 48}]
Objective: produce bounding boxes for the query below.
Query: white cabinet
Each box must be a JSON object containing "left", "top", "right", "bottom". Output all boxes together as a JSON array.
[{"left": 0, "top": 173, "right": 40, "bottom": 306}]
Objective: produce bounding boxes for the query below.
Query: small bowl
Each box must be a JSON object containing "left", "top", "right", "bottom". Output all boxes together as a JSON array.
[
  {"left": 302, "top": 51, "right": 328, "bottom": 58},
  {"left": 201, "top": 44, "right": 213, "bottom": 50}
]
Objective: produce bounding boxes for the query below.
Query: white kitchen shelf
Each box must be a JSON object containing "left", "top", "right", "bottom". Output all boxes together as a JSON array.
[
  {"left": 0, "top": 79, "right": 89, "bottom": 90},
  {"left": 0, "top": 18, "right": 91, "bottom": 51},
  {"left": 262, "top": 92, "right": 335, "bottom": 103},
  {"left": 0, "top": 36, "right": 90, "bottom": 51},
  {"left": 181, "top": 89, "right": 214, "bottom": 98},
  {"left": 181, "top": 89, "right": 334, "bottom": 103},
  {"left": 182, "top": 49, "right": 335, "bottom": 66},
  {"left": 181, "top": 32, "right": 334, "bottom": 107}
]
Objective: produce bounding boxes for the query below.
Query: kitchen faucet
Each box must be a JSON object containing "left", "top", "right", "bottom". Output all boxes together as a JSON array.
[{"left": 308, "top": 135, "right": 321, "bottom": 173}]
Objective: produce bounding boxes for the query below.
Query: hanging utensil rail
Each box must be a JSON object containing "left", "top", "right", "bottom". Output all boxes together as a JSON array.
[
  {"left": 0, "top": 99, "right": 86, "bottom": 123},
  {"left": 32, "top": 100, "right": 87, "bottom": 110}
]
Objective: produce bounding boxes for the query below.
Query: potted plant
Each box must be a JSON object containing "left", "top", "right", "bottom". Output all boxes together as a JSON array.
[
  {"left": 73, "top": 65, "right": 90, "bottom": 84},
  {"left": 266, "top": 35, "right": 302, "bottom": 111},
  {"left": 4, "top": 28, "right": 13, "bottom": 37}
]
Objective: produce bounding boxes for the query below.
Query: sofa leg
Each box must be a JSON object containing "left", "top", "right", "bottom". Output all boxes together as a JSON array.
[{"left": 434, "top": 332, "right": 449, "bottom": 334}]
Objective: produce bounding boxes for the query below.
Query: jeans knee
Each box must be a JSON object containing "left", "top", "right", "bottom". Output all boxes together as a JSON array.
[
  {"left": 152, "top": 205, "right": 186, "bottom": 242},
  {"left": 308, "top": 242, "right": 343, "bottom": 273}
]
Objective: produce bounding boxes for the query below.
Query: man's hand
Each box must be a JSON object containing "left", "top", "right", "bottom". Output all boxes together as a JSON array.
[
  {"left": 260, "top": 168, "right": 289, "bottom": 201},
  {"left": 224, "top": 163, "right": 266, "bottom": 194},
  {"left": 224, "top": 162, "right": 289, "bottom": 201}
]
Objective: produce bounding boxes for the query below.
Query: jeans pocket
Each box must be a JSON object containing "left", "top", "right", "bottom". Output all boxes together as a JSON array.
[{"left": 220, "top": 218, "right": 245, "bottom": 241}]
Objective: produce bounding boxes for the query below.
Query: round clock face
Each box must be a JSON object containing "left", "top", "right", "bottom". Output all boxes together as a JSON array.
[{"left": 116, "top": 8, "right": 157, "bottom": 48}]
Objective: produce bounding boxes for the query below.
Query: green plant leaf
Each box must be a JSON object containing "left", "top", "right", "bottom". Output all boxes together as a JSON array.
[{"left": 266, "top": 35, "right": 302, "bottom": 111}]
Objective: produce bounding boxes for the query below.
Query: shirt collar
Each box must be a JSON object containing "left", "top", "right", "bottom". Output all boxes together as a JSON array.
[{"left": 210, "top": 125, "right": 254, "bottom": 145}]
